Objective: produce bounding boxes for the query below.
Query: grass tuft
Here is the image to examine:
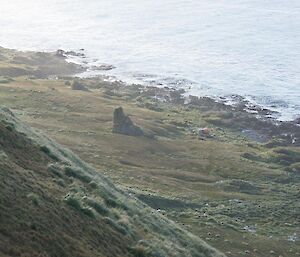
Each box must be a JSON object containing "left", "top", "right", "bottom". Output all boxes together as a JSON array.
[
  {"left": 64, "top": 166, "right": 92, "bottom": 183},
  {"left": 53, "top": 178, "right": 66, "bottom": 187},
  {"left": 88, "top": 180, "right": 98, "bottom": 189},
  {"left": 40, "top": 145, "right": 60, "bottom": 161},
  {"left": 47, "top": 163, "right": 63, "bottom": 178},
  {"left": 64, "top": 195, "right": 81, "bottom": 211},
  {"left": 27, "top": 193, "right": 40, "bottom": 206},
  {"left": 86, "top": 198, "right": 109, "bottom": 216},
  {"left": 104, "top": 217, "right": 128, "bottom": 235},
  {"left": 80, "top": 207, "right": 95, "bottom": 218},
  {"left": 129, "top": 246, "right": 148, "bottom": 257}
]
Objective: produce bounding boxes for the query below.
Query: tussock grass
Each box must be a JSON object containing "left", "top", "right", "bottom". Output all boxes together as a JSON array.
[
  {"left": 47, "top": 163, "right": 63, "bottom": 177},
  {"left": 104, "top": 217, "right": 128, "bottom": 235},
  {"left": 27, "top": 193, "right": 40, "bottom": 206},
  {"left": 80, "top": 207, "right": 96, "bottom": 218},
  {"left": 64, "top": 195, "right": 81, "bottom": 210},
  {"left": 129, "top": 246, "right": 148, "bottom": 257},
  {"left": 53, "top": 178, "right": 66, "bottom": 187},
  {"left": 85, "top": 198, "right": 109, "bottom": 216},
  {"left": 64, "top": 165, "right": 93, "bottom": 183},
  {"left": 40, "top": 145, "right": 60, "bottom": 161},
  {"left": 88, "top": 180, "right": 98, "bottom": 189},
  {"left": 64, "top": 194, "right": 95, "bottom": 218}
]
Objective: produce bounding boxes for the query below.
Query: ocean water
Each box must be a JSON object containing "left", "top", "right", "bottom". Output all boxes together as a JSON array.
[{"left": 1, "top": 0, "right": 299, "bottom": 120}]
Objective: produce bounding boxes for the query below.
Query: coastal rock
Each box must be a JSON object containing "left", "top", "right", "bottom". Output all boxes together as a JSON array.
[
  {"left": 294, "top": 118, "right": 300, "bottom": 125},
  {"left": 90, "top": 64, "right": 115, "bottom": 71},
  {"left": 65, "top": 50, "right": 85, "bottom": 57},
  {"left": 112, "top": 107, "right": 144, "bottom": 136},
  {"left": 56, "top": 49, "right": 85, "bottom": 58},
  {"left": 56, "top": 49, "right": 65, "bottom": 57}
]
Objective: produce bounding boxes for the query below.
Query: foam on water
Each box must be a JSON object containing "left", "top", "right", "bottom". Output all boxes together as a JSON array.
[{"left": 0, "top": 0, "right": 299, "bottom": 120}]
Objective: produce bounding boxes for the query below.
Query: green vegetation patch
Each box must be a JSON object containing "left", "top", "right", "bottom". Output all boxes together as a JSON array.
[{"left": 64, "top": 194, "right": 95, "bottom": 218}]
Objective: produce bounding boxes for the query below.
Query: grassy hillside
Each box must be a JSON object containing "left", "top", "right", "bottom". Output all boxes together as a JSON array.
[
  {"left": 0, "top": 47, "right": 299, "bottom": 257},
  {"left": 0, "top": 106, "right": 225, "bottom": 257}
]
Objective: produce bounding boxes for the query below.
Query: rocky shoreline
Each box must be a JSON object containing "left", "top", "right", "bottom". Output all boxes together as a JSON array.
[
  {"left": 1, "top": 46, "right": 299, "bottom": 146},
  {"left": 56, "top": 48, "right": 300, "bottom": 146},
  {"left": 68, "top": 76, "right": 300, "bottom": 147}
]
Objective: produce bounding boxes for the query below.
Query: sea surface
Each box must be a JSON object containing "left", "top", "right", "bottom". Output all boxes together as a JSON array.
[{"left": 1, "top": 0, "right": 299, "bottom": 120}]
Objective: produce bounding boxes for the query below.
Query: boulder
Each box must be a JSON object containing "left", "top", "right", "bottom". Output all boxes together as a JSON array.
[
  {"left": 71, "top": 81, "right": 90, "bottom": 91},
  {"left": 112, "top": 107, "right": 144, "bottom": 136},
  {"left": 56, "top": 49, "right": 85, "bottom": 58},
  {"left": 56, "top": 49, "right": 66, "bottom": 57},
  {"left": 90, "top": 64, "right": 115, "bottom": 71}
]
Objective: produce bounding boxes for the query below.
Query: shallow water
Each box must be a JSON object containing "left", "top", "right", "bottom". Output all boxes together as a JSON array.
[{"left": 1, "top": 0, "right": 299, "bottom": 120}]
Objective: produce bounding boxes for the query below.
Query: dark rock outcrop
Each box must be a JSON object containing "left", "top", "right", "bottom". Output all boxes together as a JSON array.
[
  {"left": 112, "top": 107, "right": 144, "bottom": 136},
  {"left": 72, "top": 81, "right": 90, "bottom": 91},
  {"left": 56, "top": 49, "right": 85, "bottom": 58},
  {"left": 90, "top": 64, "right": 115, "bottom": 71}
]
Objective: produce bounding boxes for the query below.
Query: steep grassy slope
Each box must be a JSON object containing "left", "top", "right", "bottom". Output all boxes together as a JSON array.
[{"left": 0, "top": 106, "right": 225, "bottom": 257}]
